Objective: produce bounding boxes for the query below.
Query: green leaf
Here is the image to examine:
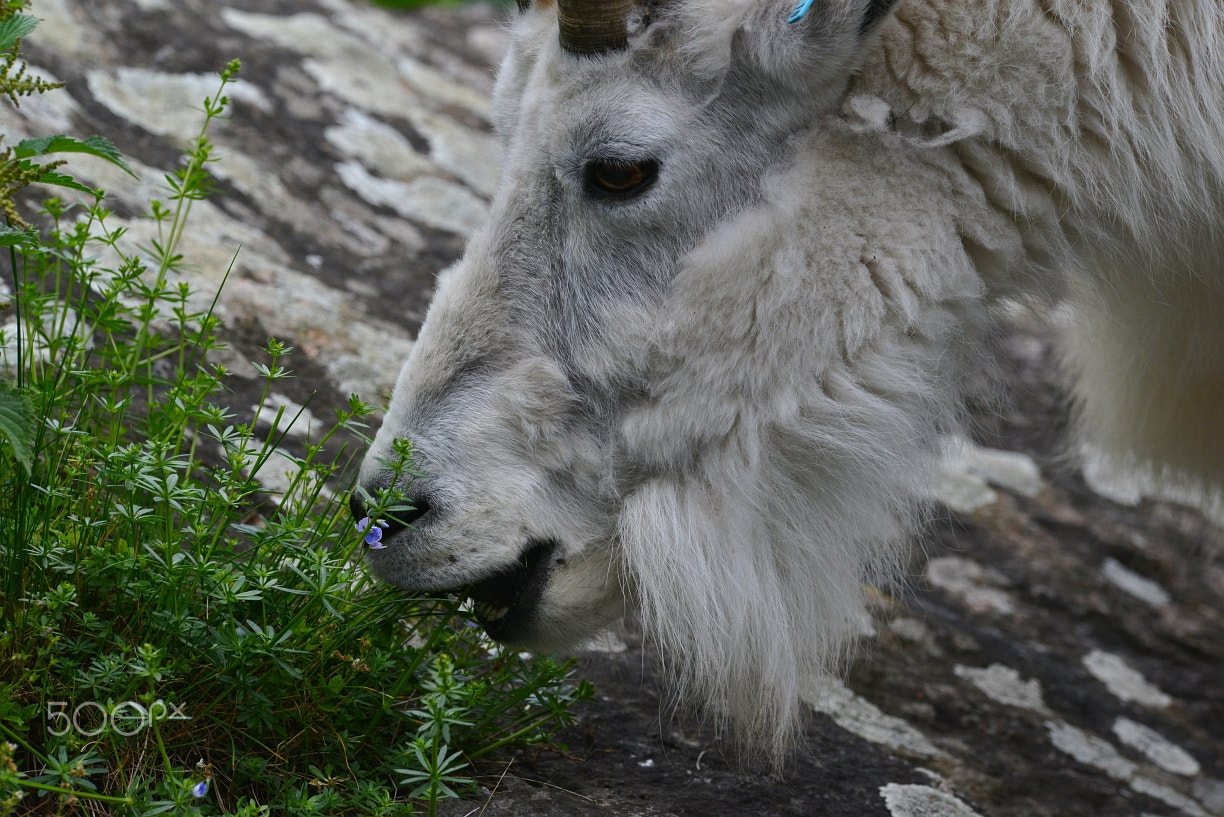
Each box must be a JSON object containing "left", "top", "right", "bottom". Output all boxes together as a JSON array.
[
  {"left": 0, "top": 683, "right": 38, "bottom": 733},
  {"left": 0, "top": 222, "right": 38, "bottom": 247},
  {"left": 20, "top": 162, "right": 101, "bottom": 196},
  {"left": 15, "top": 134, "right": 136, "bottom": 177},
  {"left": 0, "top": 380, "right": 36, "bottom": 474},
  {"left": 0, "top": 13, "right": 40, "bottom": 53}
]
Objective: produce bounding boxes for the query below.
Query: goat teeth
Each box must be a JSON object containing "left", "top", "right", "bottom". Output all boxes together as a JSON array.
[{"left": 476, "top": 602, "right": 509, "bottom": 622}]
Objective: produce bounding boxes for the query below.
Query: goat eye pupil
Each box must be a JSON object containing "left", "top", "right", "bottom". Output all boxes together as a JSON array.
[
  {"left": 597, "top": 163, "right": 642, "bottom": 190},
  {"left": 585, "top": 158, "right": 659, "bottom": 199}
]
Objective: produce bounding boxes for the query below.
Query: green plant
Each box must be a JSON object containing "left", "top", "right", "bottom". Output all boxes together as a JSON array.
[{"left": 0, "top": 9, "right": 591, "bottom": 815}]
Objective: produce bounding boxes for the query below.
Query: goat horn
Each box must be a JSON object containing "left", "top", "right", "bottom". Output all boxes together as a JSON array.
[{"left": 557, "top": 0, "right": 634, "bottom": 55}]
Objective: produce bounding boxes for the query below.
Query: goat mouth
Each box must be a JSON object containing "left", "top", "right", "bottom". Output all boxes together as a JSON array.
[{"left": 463, "top": 540, "right": 556, "bottom": 642}]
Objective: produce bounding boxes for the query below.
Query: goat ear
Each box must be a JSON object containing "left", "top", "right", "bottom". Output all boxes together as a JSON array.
[
  {"left": 783, "top": 0, "right": 898, "bottom": 33},
  {"left": 734, "top": 0, "right": 897, "bottom": 95},
  {"left": 858, "top": 0, "right": 899, "bottom": 33},
  {"left": 678, "top": 0, "right": 897, "bottom": 84}
]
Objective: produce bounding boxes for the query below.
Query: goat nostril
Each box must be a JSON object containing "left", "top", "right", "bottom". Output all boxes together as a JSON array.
[
  {"left": 379, "top": 496, "right": 430, "bottom": 539},
  {"left": 349, "top": 493, "right": 431, "bottom": 543},
  {"left": 349, "top": 493, "right": 369, "bottom": 524}
]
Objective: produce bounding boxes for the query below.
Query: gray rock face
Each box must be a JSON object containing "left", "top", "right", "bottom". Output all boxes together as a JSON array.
[
  {"left": 11, "top": 0, "right": 505, "bottom": 412},
  {"left": 6, "top": 2, "right": 1222, "bottom": 815}
]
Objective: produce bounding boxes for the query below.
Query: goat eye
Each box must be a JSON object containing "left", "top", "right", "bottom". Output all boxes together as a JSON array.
[{"left": 584, "top": 158, "right": 659, "bottom": 200}]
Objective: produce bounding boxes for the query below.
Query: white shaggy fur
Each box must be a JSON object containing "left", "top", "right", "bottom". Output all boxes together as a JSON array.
[{"left": 359, "top": 0, "right": 1224, "bottom": 758}]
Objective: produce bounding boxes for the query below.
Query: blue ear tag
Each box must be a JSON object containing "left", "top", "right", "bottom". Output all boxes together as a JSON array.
[{"left": 788, "top": 0, "right": 816, "bottom": 23}]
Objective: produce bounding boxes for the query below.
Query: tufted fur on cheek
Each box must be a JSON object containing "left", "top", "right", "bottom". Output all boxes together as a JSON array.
[{"left": 615, "top": 125, "right": 993, "bottom": 757}]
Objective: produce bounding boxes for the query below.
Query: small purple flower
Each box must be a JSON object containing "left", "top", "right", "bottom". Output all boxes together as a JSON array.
[
  {"left": 191, "top": 780, "right": 208, "bottom": 798},
  {"left": 356, "top": 516, "right": 386, "bottom": 549}
]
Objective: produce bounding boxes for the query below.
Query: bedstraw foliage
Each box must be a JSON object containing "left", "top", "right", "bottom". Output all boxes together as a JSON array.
[{"left": 0, "top": 10, "right": 590, "bottom": 815}]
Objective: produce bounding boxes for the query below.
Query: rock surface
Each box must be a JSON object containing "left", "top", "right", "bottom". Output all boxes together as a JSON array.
[{"left": 6, "top": 1, "right": 1223, "bottom": 815}]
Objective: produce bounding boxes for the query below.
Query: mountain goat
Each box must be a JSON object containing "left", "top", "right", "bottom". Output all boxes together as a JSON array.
[{"left": 355, "top": 0, "right": 1224, "bottom": 756}]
